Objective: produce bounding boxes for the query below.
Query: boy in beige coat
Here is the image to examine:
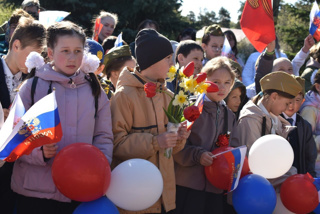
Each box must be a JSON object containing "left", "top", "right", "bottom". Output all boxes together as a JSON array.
[{"left": 111, "top": 29, "right": 190, "bottom": 214}]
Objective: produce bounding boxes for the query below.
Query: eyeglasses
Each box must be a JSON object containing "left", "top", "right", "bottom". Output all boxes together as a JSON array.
[{"left": 212, "top": 46, "right": 222, "bottom": 52}]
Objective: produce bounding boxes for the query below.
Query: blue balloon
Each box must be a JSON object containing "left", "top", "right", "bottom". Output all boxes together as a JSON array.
[
  {"left": 73, "top": 196, "right": 119, "bottom": 214},
  {"left": 314, "top": 203, "right": 320, "bottom": 214},
  {"left": 232, "top": 174, "right": 277, "bottom": 214}
]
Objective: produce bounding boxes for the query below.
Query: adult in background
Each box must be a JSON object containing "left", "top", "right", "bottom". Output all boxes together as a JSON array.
[
  {"left": 92, "top": 11, "right": 118, "bottom": 44},
  {"left": 0, "top": 0, "right": 40, "bottom": 34},
  {"left": 129, "top": 19, "right": 159, "bottom": 57}
]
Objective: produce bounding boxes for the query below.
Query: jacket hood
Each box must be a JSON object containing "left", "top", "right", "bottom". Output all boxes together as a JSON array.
[
  {"left": 239, "top": 100, "right": 266, "bottom": 121},
  {"left": 224, "top": 78, "right": 246, "bottom": 103},
  {"left": 306, "top": 58, "right": 320, "bottom": 69},
  {"left": 116, "top": 67, "right": 167, "bottom": 90},
  {"left": 301, "top": 91, "right": 320, "bottom": 109},
  {"left": 35, "top": 64, "right": 88, "bottom": 88}
]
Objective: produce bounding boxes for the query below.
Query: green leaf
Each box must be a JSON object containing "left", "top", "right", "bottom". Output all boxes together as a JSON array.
[{"left": 163, "top": 107, "right": 179, "bottom": 123}]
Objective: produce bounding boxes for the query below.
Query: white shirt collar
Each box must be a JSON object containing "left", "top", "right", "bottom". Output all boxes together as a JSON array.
[
  {"left": 282, "top": 112, "right": 297, "bottom": 125},
  {"left": 257, "top": 99, "right": 280, "bottom": 134},
  {"left": 1, "top": 57, "right": 23, "bottom": 103},
  {"left": 2, "top": 57, "right": 22, "bottom": 80}
]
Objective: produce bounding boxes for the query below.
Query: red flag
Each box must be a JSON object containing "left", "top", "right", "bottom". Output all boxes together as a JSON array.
[
  {"left": 240, "top": 0, "right": 276, "bottom": 52},
  {"left": 93, "top": 18, "right": 103, "bottom": 42}
]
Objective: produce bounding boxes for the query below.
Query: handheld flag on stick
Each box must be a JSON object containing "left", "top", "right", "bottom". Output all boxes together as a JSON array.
[
  {"left": 187, "top": 93, "right": 205, "bottom": 131},
  {"left": 221, "top": 37, "right": 238, "bottom": 62},
  {"left": 240, "top": 0, "right": 276, "bottom": 52},
  {"left": 310, "top": 1, "right": 320, "bottom": 41},
  {"left": 93, "top": 18, "right": 103, "bottom": 42},
  {"left": 114, "top": 32, "right": 123, "bottom": 47},
  {"left": 212, "top": 145, "right": 247, "bottom": 192},
  {"left": 39, "top": 11, "right": 70, "bottom": 28},
  {"left": 0, "top": 91, "right": 63, "bottom": 162},
  {"left": 0, "top": 94, "right": 25, "bottom": 147}
]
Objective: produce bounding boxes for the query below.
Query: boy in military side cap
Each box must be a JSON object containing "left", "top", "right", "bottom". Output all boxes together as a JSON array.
[
  {"left": 110, "top": 29, "right": 190, "bottom": 214},
  {"left": 102, "top": 45, "right": 135, "bottom": 99},
  {"left": 201, "top": 24, "right": 224, "bottom": 65},
  {"left": 238, "top": 71, "right": 302, "bottom": 151},
  {"left": 236, "top": 71, "right": 302, "bottom": 190},
  {"left": 281, "top": 76, "right": 317, "bottom": 176}
]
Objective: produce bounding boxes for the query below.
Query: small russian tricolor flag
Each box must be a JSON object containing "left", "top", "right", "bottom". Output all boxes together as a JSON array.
[
  {"left": 310, "top": 1, "right": 320, "bottom": 41},
  {"left": 221, "top": 36, "right": 238, "bottom": 62},
  {"left": 213, "top": 145, "right": 247, "bottom": 192},
  {"left": 114, "top": 32, "right": 123, "bottom": 47},
  {"left": 0, "top": 91, "right": 63, "bottom": 162}
]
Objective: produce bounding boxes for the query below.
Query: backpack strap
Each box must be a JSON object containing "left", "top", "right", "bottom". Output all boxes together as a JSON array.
[
  {"left": 31, "top": 76, "right": 39, "bottom": 106},
  {"left": 31, "top": 77, "right": 52, "bottom": 106},
  {"left": 261, "top": 116, "right": 266, "bottom": 136},
  {"left": 132, "top": 73, "right": 145, "bottom": 85},
  {"left": 84, "top": 74, "right": 98, "bottom": 118}
]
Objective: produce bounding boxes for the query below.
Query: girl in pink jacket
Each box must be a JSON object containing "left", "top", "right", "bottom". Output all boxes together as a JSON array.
[{"left": 11, "top": 21, "right": 113, "bottom": 214}]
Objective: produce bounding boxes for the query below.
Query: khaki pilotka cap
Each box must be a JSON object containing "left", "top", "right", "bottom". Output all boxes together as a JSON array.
[
  {"left": 260, "top": 71, "right": 302, "bottom": 97},
  {"left": 204, "top": 24, "right": 224, "bottom": 36},
  {"left": 103, "top": 45, "right": 132, "bottom": 68},
  {"left": 294, "top": 76, "right": 305, "bottom": 95}
]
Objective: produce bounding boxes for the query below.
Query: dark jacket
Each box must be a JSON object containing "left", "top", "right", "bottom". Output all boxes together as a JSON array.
[
  {"left": 254, "top": 52, "right": 274, "bottom": 94},
  {"left": 283, "top": 114, "right": 317, "bottom": 177},
  {"left": 0, "top": 58, "right": 10, "bottom": 108}
]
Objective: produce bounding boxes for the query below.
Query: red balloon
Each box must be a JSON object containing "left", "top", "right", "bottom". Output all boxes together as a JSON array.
[
  {"left": 280, "top": 174, "right": 318, "bottom": 214},
  {"left": 52, "top": 143, "right": 111, "bottom": 202},
  {"left": 205, "top": 146, "right": 249, "bottom": 190}
]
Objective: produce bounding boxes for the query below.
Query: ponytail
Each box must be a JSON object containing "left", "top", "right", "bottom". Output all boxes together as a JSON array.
[{"left": 85, "top": 73, "right": 102, "bottom": 117}]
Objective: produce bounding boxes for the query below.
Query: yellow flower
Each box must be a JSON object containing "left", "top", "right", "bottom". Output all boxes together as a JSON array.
[
  {"left": 180, "top": 76, "right": 197, "bottom": 93},
  {"left": 172, "top": 90, "right": 188, "bottom": 107},
  {"left": 179, "top": 66, "right": 186, "bottom": 78},
  {"left": 195, "top": 82, "right": 210, "bottom": 95},
  {"left": 167, "top": 65, "right": 177, "bottom": 82}
]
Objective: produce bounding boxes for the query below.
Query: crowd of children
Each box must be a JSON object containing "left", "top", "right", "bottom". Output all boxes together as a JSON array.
[{"left": 0, "top": 1, "right": 320, "bottom": 213}]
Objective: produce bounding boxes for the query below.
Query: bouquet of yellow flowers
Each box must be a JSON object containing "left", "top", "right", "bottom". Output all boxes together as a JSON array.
[{"left": 144, "top": 62, "right": 218, "bottom": 158}]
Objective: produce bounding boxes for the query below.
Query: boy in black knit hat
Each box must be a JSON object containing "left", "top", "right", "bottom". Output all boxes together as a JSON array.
[{"left": 110, "top": 29, "right": 190, "bottom": 214}]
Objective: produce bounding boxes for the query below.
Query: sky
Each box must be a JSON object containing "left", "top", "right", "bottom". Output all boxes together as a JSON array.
[{"left": 180, "top": 0, "right": 299, "bottom": 23}]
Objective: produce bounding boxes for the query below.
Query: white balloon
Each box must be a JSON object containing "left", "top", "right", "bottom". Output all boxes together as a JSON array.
[
  {"left": 273, "top": 193, "right": 294, "bottom": 214},
  {"left": 248, "top": 134, "right": 294, "bottom": 179},
  {"left": 106, "top": 159, "right": 163, "bottom": 211}
]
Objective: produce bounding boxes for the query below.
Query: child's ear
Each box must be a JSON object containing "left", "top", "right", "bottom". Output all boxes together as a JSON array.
[
  {"left": 177, "top": 54, "right": 184, "bottom": 64},
  {"left": 270, "top": 92, "right": 278, "bottom": 102},
  {"left": 94, "top": 64, "right": 105, "bottom": 75},
  {"left": 201, "top": 43, "right": 206, "bottom": 51},
  {"left": 47, "top": 47, "right": 54, "bottom": 61},
  {"left": 12, "top": 39, "right": 21, "bottom": 52}
]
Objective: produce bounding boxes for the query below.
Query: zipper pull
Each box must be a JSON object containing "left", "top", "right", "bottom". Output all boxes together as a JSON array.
[
  {"left": 68, "top": 78, "right": 76, "bottom": 89},
  {"left": 216, "top": 105, "right": 220, "bottom": 127}
]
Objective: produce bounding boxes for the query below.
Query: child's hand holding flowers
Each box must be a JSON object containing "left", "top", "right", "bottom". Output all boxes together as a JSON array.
[{"left": 143, "top": 62, "right": 218, "bottom": 158}]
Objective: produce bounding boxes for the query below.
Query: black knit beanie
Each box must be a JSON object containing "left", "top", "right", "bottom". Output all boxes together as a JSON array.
[{"left": 135, "top": 29, "right": 173, "bottom": 71}]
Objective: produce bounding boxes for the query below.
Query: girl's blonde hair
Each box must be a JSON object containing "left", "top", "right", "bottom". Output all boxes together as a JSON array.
[
  {"left": 202, "top": 56, "right": 236, "bottom": 81},
  {"left": 92, "top": 11, "right": 118, "bottom": 30},
  {"left": 98, "top": 11, "right": 118, "bottom": 24},
  {"left": 91, "top": 11, "right": 118, "bottom": 37}
]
